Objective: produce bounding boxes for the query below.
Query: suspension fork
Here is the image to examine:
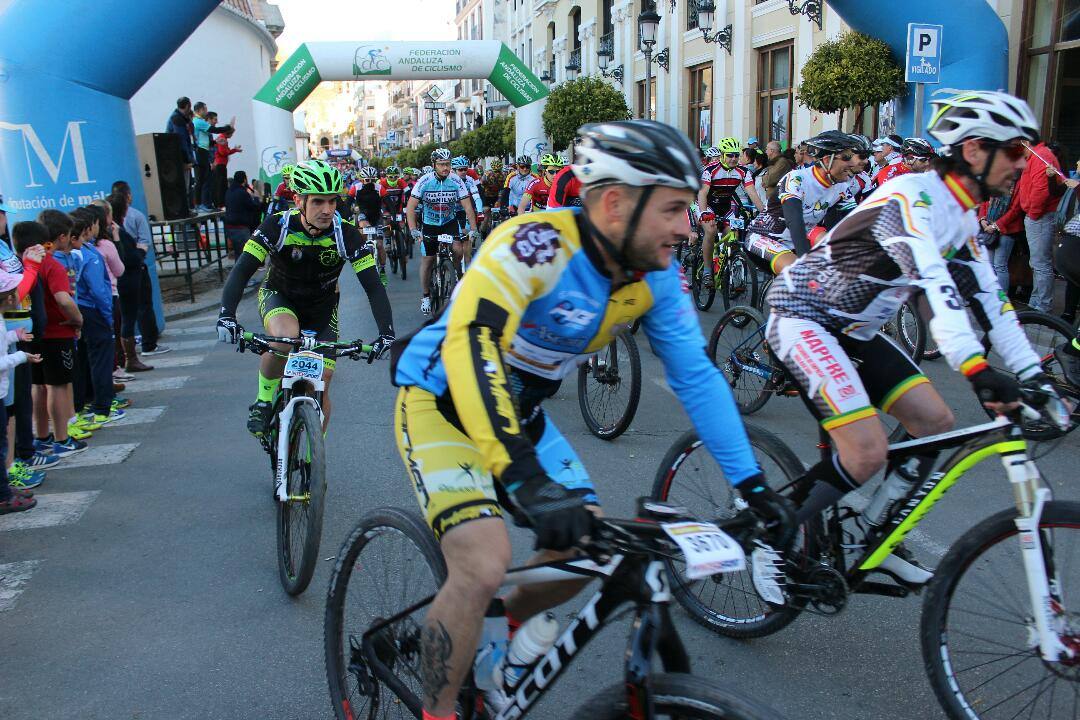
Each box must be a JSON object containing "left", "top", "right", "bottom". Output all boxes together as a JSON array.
[{"left": 1003, "top": 445, "right": 1073, "bottom": 661}]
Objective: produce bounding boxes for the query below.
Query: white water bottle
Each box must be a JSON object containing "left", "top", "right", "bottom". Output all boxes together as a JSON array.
[{"left": 501, "top": 612, "right": 559, "bottom": 689}]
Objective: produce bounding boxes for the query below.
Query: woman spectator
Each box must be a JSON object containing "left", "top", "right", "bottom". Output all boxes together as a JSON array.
[
  {"left": 223, "top": 171, "right": 260, "bottom": 259},
  {"left": 979, "top": 193, "right": 1022, "bottom": 296},
  {"left": 88, "top": 201, "right": 129, "bottom": 386},
  {"left": 107, "top": 193, "right": 154, "bottom": 373}
]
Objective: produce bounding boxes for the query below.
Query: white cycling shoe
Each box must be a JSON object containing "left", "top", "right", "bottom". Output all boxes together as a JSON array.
[
  {"left": 420, "top": 296, "right": 432, "bottom": 316},
  {"left": 877, "top": 546, "right": 934, "bottom": 586}
]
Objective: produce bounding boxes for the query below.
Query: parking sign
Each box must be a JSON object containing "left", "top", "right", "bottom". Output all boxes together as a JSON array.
[{"left": 906, "top": 23, "right": 943, "bottom": 84}]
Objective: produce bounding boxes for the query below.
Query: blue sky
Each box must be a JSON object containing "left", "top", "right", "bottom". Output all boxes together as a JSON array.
[{"left": 274, "top": 0, "right": 457, "bottom": 58}]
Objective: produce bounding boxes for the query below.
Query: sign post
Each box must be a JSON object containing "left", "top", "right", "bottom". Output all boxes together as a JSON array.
[{"left": 905, "top": 23, "right": 943, "bottom": 135}]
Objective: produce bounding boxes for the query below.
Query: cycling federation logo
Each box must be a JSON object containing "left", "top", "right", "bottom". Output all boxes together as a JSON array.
[
  {"left": 511, "top": 223, "right": 560, "bottom": 267},
  {"left": 353, "top": 45, "right": 392, "bottom": 76}
]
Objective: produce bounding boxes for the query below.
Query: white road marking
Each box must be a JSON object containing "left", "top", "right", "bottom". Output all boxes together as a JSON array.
[
  {"left": 123, "top": 376, "right": 190, "bottom": 393},
  {"left": 0, "top": 560, "right": 41, "bottom": 611},
  {"left": 163, "top": 326, "right": 214, "bottom": 337},
  {"left": 652, "top": 377, "right": 675, "bottom": 397},
  {"left": 108, "top": 407, "right": 166, "bottom": 426},
  {"left": 165, "top": 314, "right": 217, "bottom": 327},
  {"left": 160, "top": 339, "right": 216, "bottom": 352},
  {"left": 139, "top": 354, "right": 203, "bottom": 369},
  {"left": 50, "top": 443, "right": 139, "bottom": 470},
  {"left": 0, "top": 491, "right": 100, "bottom": 532}
]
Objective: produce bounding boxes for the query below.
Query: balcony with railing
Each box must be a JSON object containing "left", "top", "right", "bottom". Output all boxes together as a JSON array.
[
  {"left": 567, "top": 47, "right": 581, "bottom": 76},
  {"left": 598, "top": 31, "right": 614, "bottom": 59}
]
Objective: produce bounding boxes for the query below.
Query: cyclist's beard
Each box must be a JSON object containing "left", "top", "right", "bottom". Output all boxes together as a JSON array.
[{"left": 621, "top": 232, "right": 667, "bottom": 273}]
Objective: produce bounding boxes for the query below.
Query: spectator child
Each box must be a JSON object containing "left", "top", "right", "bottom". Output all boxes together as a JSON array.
[
  {"left": 212, "top": 129, "right": 243, "bottom": 208},
  {"left": 0, "top": 269, "right": 42, "bottom": 514},
  {"left": 30, "top": 210, "right": 86, "bottom": 457}
]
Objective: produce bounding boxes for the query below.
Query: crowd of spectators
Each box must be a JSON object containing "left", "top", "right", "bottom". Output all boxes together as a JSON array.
[
  {"left": 164, "top": 96, "right": 242, "bottom": 215},
  {"left": 0, "top": 181, "right": 170, "bottom": 514}
]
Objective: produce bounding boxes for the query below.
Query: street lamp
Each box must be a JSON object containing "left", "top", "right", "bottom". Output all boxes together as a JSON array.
[
  {"left": 696, "top": 1, "right": 732, "bottom": 54},
  {"left": 540, "top": 69, "right": 552, "bottom": 83},
  {"left": 565, "top": 56, "right": 581, "bottom": 81},
  {"left": 638, "top": 7, "right": 660, "bottom": 120},
  {"left": 463, "top": 106, "right": 474, "bottom": 130},
  {"left": 597, "top": 40, "right": 624, "bottom": 83}
]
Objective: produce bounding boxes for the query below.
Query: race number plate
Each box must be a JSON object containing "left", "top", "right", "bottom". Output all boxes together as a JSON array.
[
  {"left": 284, "top": 351, "right": 325, "bottom": 381},
  {"left": 437, "top": 233, "right": 454, "bottom": 244},
  {"left": 362, "top": 226, "right": 377, "bottom": 236},
  {"left": 661, "top": 521, "right": 746, "bottom": 579},
  {"left": 729, "top": 216, "right": 745, "bottom": 230}
]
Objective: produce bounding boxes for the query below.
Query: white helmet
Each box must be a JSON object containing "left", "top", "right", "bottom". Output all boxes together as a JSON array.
[
  {"left": 572, "top": 120, "right": 701, "bottom": 191},
  {"left": 703, "top": 146, "right": 721, "bottom": 158},
  {"left": 928, "top": 90, "right": 1039, "bottom": 147},
  {"left": 359, "top": 166, "right": 379, "bottom": 179}
]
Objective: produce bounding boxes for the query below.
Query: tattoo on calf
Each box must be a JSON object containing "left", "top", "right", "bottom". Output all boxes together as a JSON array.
[{"left": 421, "top": 619, "right": 453, "bottom": 707}]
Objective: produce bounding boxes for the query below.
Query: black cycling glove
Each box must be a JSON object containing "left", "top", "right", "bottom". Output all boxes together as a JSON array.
[
  {"left": 737, "top": 475, "right": 796, "bottom": 549},
  {"left": 968, "top": 365, "right": 1021, "bottom": 405},
  {"left": 217, "top": 315, "right": 241, "bottom": 344},
  {"left": 368, "top": 334, "right": 395, "bottom": 364},
  {"left": 509, "top": 475, "right": 592, "bottom": 551}
]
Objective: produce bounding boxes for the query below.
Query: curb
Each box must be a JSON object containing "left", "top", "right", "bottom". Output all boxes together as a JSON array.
[{"left": 163, "top": 283, "right": 258, "bottom": 322}]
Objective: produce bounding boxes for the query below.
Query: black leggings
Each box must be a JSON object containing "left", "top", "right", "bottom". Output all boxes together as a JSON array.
[{"left": 118, "top": 274, "right": 143, "bottom": 338}]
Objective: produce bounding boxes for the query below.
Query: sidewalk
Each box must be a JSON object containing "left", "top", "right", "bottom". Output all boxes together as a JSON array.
[{"left": 160, "top": 260, "right": 262, "bottom": 322}]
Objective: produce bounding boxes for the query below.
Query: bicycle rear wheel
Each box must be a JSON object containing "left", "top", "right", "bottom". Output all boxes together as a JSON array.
[
  {"left": 882, "top": 299, "right": 927, "bottom": 363},
  {"left": 720, "top": 246, "right": 757, "bottom": 311},
  {"left": 578, "top": 332, "right": 642, "bottom": 440},
  {"left": 921, "top": 500, "right": 1080, "bottom": 720},
  {"left": 708, "top": 306, "right": 774, "bottom": 414},
  {"left": 387, "top": 231, "right": 399, "bottom": 275},
  {"left": 572, "top": 672, "right": 786, "bottom": 720},
  {"left": 277, "top": 401, "right": 326, "bottom": 596},
  {"left": 325, "top": 507, "right": 446, "bottom": 720},
  {"left": 651, "top": 426, "right": 809, "bottom": 638}
]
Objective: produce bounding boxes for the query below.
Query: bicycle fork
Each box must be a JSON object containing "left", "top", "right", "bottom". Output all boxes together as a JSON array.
[
  {"left": 1004, "top": 450, "right": 1075, "bottom": 662},
  {"left": 273, "top": 395, "right": 323, "bottom": 503}
]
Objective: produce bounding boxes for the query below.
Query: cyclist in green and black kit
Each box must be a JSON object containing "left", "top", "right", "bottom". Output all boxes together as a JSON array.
[{"left": 215, "top": 159, "right": 395, "bottom": 436}]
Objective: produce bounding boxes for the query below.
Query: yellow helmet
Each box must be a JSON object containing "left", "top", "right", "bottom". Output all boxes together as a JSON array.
[{"left": 717, "top": 137, "right": 741, "bottom": 155}]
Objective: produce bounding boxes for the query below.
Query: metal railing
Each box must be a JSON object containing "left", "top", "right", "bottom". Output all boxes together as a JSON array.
[
  {"left": 150, "top": 211, "right": 230, "bottom": 303},
  {"left": 568, "top": 47, "right": 581, "bottom": 72}
]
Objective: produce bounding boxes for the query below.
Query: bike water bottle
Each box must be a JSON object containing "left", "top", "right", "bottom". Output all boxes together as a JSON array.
[
  {"left": 501, "top": 612, "right": 559, "bottom": 689},
  {"left": 862, "top": 456, "right": 924, "bottom": 526},
  {"left": 473, "top": 599, "right": 509, "bottom": 698}
]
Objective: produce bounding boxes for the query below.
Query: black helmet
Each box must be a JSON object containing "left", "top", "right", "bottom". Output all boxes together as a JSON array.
[
  {"left": 901, "top": 137, "right": 935, "bottom": 158},
  {"left": 806, "top": 130, "right": 860, "bottom": 158},
  {"left": 572, "top": 119, "right": 701, "bottom": 191},
  {"left": 848, "top": 134, "right": 873, "bottom": 155}
]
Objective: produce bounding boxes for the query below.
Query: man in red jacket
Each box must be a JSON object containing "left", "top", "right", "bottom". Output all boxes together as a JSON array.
[{"left": 992, "top": 141, "right": 1063, "bottom": 312}]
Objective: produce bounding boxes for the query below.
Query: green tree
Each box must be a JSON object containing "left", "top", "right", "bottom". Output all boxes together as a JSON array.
[
  {"left": 796, "top": 31, "right": 906, "bottom": 131},
  {"left": 542, "top": 76, "right": 631, "bottom": 151}
]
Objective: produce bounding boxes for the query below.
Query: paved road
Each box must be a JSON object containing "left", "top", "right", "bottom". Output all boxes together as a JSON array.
[{"left": 1, "top": 259, "right": 1074, "bottom": 719}]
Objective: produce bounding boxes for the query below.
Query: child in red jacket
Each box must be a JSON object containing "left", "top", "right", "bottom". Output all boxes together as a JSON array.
[{"left": 211, "top": 129, "right": 242, "bottom": 208}]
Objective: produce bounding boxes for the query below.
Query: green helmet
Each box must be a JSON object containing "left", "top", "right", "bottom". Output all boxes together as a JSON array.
[
  {"left": 540, "top": 153, "right": 566, "bottom": 168},
  {"left": 717, "top": 137, "right": 741, "bottom": 155},
  {"left": 290, "top": 160, "right": 344, "bottom": 196},
  {"left": 385, "top": 165, "right": 401, "bottom": 177},
  {"left": 280, "top": 163, "right": 296, "bottom": 179}
]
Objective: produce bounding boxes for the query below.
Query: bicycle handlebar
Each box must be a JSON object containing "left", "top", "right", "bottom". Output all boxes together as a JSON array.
[{"left": 237, "top": 332, "right": 374, "bottom": 360}]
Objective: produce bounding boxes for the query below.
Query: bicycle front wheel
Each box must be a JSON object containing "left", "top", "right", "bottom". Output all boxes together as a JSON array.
[
  {"left": 720, "top": 246, "right": 758, "bottom": 311},
  {"left": 577, "top": 332, "right": 642, "bottom": 440},
  {"left": 651, "top": 426, "right": 809, "bottom": 638},
  {"left": 397, "top": 228, "right": 408, "bottom": 281},
  {"left": 277, "top": 401, "right": 326, "bottom": 596},
  {"left": 325, "top": 507, "right": 446, "bottom": 720},
  {"left": 572, "top": 673, "right": 786, "bottom": 720},
  {"left": 921, "top": 500, "right": 1080, "bottom": 720}
]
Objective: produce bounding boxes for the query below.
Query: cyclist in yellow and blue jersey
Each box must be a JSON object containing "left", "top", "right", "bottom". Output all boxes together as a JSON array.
[
  {"left": 389, "top": 120, "right": 794, "bottom": 720},
  {"left": 215, "top": 159, "right": 395, "bottom": 436}
]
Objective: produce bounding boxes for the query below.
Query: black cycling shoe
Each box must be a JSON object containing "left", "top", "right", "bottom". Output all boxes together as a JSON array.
[
  {"left": 247, "top": 401, "right": 274, "bottom": 437},
  {"left": 1053, "top": 341, "right": 1080, "bottom": 388}
]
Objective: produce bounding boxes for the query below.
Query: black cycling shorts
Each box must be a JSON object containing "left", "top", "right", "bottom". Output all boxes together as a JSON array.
[
  {"left": 256, "top": 282, "right": 340, "bottom": 368},
  {"left": 33, "top": 338, "right": 76, "bottom": 387},
  {"left": 420, "top": 220, "right": 460, "bottom": 257}
]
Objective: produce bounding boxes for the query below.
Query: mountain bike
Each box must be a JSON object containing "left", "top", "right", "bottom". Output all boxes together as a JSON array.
[
  {"left": 652, "top": 390, "right": 1077, "bottom": 720},
  {"left": 430, "top": 233, "right": 459, "bottom": 315},
  {"left": 324, "top": 501, "right": 789, "bottom": 720},
  {"left": 577, "top": 327, "right": 641, "bottom": 440},
  {"left": 707, "top": 305, "right": 926, "bottom": 415},
  {"left": 383, "top": 211, "right": 408, "bottom": 281},
  {"left": 236, "top": 331, "right": 373, "bottom": 596},
  {"left": 687, "top": 207, "right": 756, "bottom": 313}
]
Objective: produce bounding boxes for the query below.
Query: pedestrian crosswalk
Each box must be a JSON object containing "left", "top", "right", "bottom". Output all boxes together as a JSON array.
[{"left": 0, "top": 320, "right": 213, "bottom": 612}]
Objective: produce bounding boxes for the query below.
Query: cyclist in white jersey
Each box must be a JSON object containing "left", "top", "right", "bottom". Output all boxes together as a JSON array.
[
  {"left": 501, "top": 155, "right": 536, "bottom": 215},
  {"left": 765, "top": 91, "right": 1070, "bottom": 585},
  {"left": 406, "top": 149, "right": 479, "bottom": 315},
  {"left": 744, "top": 130, "right": 862, "bottom": 274},
  {"left": 452, "top": 155, "right": 483, "bottom": 271}
]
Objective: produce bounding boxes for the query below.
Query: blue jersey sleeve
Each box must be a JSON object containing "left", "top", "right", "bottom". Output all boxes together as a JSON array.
[{"left": 642, "top": 263, "right": 762, "bottom": 486}]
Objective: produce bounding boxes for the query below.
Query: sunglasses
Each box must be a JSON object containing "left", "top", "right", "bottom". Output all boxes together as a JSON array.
[
  {"left": 545, "top": 168, "right": 558, "bottom": 175},
  {"left": 837, "top": 153, "right": 856, "bottom": 162},
  {"left": 984, "top": 140, "right": 1026, "bottom": 161},
  {"left": 723, "top": 153, "right": 739, "bottom": 158}
]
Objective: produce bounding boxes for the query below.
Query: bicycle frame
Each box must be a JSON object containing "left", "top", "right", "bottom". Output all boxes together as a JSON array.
[
  {"left": 816, "top": 416, "right": 1070, "bottom": 662},
  {"left": 361, "top": 552, "right": 690, "bottom": 719}
]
